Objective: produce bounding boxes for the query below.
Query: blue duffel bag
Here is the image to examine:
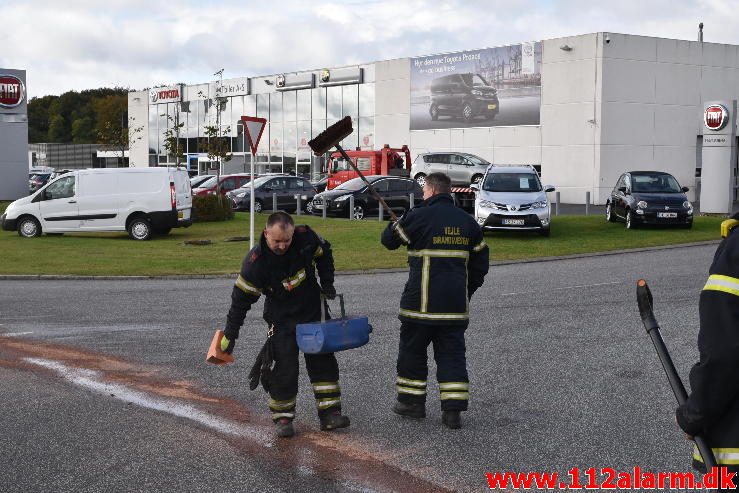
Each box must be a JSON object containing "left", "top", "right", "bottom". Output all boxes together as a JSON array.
[{"left": 296, "top": 294, "right": 372, "bottom": 354}]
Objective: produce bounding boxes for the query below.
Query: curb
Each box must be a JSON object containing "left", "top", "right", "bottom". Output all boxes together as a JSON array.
[{"left": 0, "top": 240, "right": 721, "bottom": 281}]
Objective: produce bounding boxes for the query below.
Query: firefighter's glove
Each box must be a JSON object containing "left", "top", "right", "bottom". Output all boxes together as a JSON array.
[
  {"left": 322, "top": 283, "right": 337, "bottom": 300},
  {"left": 248, "top": 339, "right": 274, "bottom": 392},
  {"left": 220, "top": 334, "right": 235, "bottom": 355}
]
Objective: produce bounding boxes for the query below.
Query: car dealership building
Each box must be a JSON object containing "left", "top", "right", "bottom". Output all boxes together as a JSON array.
[{"left": 128, "top": 32, "right": 739, "bottom": 212}]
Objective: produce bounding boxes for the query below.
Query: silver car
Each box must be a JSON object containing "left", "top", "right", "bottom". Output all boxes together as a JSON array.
[
  {"left": 411, "top": 152, "right": 490, "bottom": 187},
  {"left": 472, "top": 165, "right": 555, "bottom": 237}
]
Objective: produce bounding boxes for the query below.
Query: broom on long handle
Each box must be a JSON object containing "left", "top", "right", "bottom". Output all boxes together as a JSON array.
[{"left": 309, "top": 116, "right": 399, "bottom": 222}]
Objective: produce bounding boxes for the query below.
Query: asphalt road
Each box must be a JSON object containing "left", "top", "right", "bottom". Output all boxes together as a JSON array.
[{"left": 0, "top": 243, "right": 718, "bottom": 492}]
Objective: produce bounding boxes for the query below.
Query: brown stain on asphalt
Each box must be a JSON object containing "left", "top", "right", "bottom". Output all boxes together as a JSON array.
[{"left": 0, "top": 335, "right": 454, "bottom": 493}]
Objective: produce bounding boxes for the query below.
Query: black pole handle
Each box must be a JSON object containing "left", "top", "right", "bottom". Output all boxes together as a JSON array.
[
  {"left": 637, "top": 279, "right": 717, "bottom": 470},
  {"left": 335, "top": 144, "right": 399, "bottom": 222}
]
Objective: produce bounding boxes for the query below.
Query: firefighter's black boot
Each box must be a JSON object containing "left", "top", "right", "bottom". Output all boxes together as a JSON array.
[
  {"left": 320, "top": 411, "right": 350, "bottom": 431},
  {"left": 275, "top": 418, "right": 295, "bottom": 438},
  {"left": 442, "top": 410, "right": 461, "bottom": 429},
  {"left": 393, "top": 401, "right": 426, "bottom": 419}
]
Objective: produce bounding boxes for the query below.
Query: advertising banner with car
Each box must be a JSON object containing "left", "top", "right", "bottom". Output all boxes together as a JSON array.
[{"left": 410, "top": 42, "right": 542, "bottom": 130}]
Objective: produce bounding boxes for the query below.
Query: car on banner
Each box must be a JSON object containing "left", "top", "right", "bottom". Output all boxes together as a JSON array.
[
  {"left": 311, "top": 176, "right": 422, "bottom": 220},
  {"left": 411, "top": 152, "right": 490, "bottom": 187},
  {"left": 605, "top": 171, "right": 693, "bottom": 229},
  {"left": 429, "top": 73, "right": 500, "bottom": 123},
  {"left": 472, "top": 165, "right": 555, "bottom": 237}
]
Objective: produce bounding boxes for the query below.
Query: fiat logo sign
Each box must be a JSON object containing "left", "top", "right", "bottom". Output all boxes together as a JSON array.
[
  {"left": 704, "top": 104, "right": 729, "bottom": 131},
  {"left": 0, "top": 75, "right": 25, "bottom": 108}
]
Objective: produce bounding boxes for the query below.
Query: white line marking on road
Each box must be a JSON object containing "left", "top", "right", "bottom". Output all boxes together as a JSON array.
[
  {"left": 1, "top": 332, "right": 34, "bottom": 337},
  {"left": 499, "top": 281, "right": 622, "bottom": 297},
  {"left": 24, "top": 357, "right": 274, "bottom": 448}
]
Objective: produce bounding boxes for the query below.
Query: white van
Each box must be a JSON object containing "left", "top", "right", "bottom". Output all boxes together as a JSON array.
[{"left": 2, "top": 167, "right": 192, "bottom": 240}]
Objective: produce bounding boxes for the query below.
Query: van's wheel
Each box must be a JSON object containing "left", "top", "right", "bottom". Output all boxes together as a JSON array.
[
  {"left": 462, "top": 103, "right": 474, "bottom": 122},
  {"left": 18, "top": 216, "right": 41, "bottom": 238},
  {"left": 429, "top": 103, "right": 439, "bottom": 121},
  {"left": 471, "top": 174, "right": 483, "bottom": 185},
  {"left": 625, "top": 210, "right": 636, "bottom": 230},
  {"left": 415, "top": 174, "right": 426, "bottom": 187},
  {"left": 352, "top": 204, "right": 365, "bottom": 220},
  {"left": 606, "top": 203, "right": 616, "bottom": 222},
  {"left": 128, "top": 216, "right": 153, "bottom": 240},
  {"left": 253, "top": 199, "right": 263, "bottom": 214}
]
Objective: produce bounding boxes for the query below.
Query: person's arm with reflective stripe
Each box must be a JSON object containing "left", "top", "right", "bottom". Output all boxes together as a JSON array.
[
  {"left": 381, "top": 210, "right": 414, "bottom": 251},
  {"left": 677, "top": 233, "right": 739, "bottom": 436},
  {"left": 224, "top": 249, "right": 264, "bottom": 344},
  {"left": 467, "top": 227, "right": 489, "bottom": 299}
]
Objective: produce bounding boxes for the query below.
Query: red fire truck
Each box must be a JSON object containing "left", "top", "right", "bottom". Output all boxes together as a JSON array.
[{"left": 325, "top": 144, "right": 411, "bottom": 190}]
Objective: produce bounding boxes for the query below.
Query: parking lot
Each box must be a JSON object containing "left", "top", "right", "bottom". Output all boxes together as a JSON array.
[{"left": 0, "top": 243, "right": 717, "bottom": 492}]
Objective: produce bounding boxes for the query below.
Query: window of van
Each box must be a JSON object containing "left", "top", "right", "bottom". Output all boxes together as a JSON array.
[{"left": 45, "top": 176, "right": 75, "bottom": 200}]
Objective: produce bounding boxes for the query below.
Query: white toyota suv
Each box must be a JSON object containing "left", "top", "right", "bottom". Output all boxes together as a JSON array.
[{"left": 471, "top": 165, "right": 555, "bottom": 237}]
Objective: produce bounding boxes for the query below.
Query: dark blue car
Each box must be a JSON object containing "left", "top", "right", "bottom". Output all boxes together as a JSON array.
[{"left": 606, "top": 171, "right": 693, "bottom": 229}]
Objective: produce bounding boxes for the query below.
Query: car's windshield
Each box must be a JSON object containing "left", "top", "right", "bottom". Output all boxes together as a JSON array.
[
  {"left": 631, "top": 174, "right": 682, "bottom": 193},
  {"left": 334, "top": 178, "right": 366, "bottom": 192},
  {"left": 482, "top": 172, "right": 541, "bottom": 193},
  {"left": 471, "top": 74, "right": 490, "bottom": 87},
  {"left": 197, "top": 176, "right": 217, "bottom": 188},
  {"left": 464, "top": 155, "right": 490, "bottom": 166}
]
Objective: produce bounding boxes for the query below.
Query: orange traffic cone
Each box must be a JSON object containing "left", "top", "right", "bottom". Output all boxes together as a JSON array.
[{"left": 206, "top": 330, "right": 235, "bottom": 365}]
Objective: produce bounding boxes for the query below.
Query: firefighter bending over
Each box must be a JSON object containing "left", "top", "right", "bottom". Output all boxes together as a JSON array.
[
  {"left": 676, "top": 211, "right": 739, "bottom": 473},
  {"left": 220, "top": 211, "right": 350, "bottom": 438},
  {"left": 381, "top": 172, "right": 489, "bottom": 429}
]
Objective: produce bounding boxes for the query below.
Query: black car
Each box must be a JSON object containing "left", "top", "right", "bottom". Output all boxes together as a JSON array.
[
  {"left": 311, "top": 175, "right": 423, "bottom": 220},
  {"left": 28, "top": 173, "right": 52, "bottom": 194},
  {"left": 606, "top": 171, "right": 693, "bottom": 229},
  {"left": 312, "top": 176, "right": 328, "bottom": 193},
  {"left": 227, "top": 175, "right": 317, "bottom": 213},
  {"left": 429, "top": 73, "right": 500, "bottom": 123}
]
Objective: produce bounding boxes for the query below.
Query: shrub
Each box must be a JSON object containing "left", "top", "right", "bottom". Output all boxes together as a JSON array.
[{"left": 192, "top": 194, "right": 234, "bottom": 222}]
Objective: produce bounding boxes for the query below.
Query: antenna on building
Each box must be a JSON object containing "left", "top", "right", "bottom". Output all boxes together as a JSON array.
[{"left": 699, "top": 22, "right": 704, "bottom": 42}]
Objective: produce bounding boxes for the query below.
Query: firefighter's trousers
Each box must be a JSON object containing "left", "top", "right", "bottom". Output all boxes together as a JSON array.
[
  {"left": 267, "top": 323, "right": 342, "bottom": 422},
  {"left": 395, "top": 320, "right": 469, "bottom": 411}
]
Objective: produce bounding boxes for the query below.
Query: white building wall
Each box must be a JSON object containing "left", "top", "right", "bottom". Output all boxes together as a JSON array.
[
  {"left": 374, "top": 58, "right": 411, "bottom": 149},
  {"left": 598, "top": 34, "right": 739, "bottom": 204},
  {"left": 128, "top": 91, "right": 148, "bottom": 168},
  {"left": 540, "top": 33, "right": 600, "bottom": 204}
]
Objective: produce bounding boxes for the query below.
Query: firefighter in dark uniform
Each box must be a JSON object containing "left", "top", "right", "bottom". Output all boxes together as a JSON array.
[
  {"left": 220, "top": 211, "right": 350, "bottom": 438},
  {"left": 381, "top": 172, "right": 489, "bottom": 429},
  {"left": 676, "top": 211, "right": 739, "bottom": 475}
]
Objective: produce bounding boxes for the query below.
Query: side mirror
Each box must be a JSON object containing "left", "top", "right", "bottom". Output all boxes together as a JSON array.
[
  {"left": 682, "top": 186, "right": 690, "bottom": 192},
  {"left": 469, "top": 183, "right": 479, "bottom": 191},
  {"left": 544, "top": 186, "right": 555, "bottom": 193},
  {"left": 618, "top": 186, "right": 627, "bottom": 194}
]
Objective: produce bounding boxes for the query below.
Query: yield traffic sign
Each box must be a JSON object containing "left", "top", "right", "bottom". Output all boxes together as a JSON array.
[{"left": 240, "top": 116, "right": 267, "bottom": 155}]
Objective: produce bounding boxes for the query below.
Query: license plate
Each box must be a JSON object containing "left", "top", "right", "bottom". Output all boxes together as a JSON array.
[
  {"left": 502, "top": 218, "right": 525, "bottom": 225},
  {"left": 657, "top": 212, "right": 677, "bottom": 218},
  {"left": 488, "top": 104, "right": 497, "bottom": 110},
  {"left": 178, "top": 210, "right": 191, "bottom": 220},
  {"left": 314, "top": 203, "right": 325, "bottom": 210}
]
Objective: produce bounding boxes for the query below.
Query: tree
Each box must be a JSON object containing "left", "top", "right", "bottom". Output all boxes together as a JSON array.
[
  {"left": 71, "top": 117, "right": 95, "bottom": 143},
  {"left": 161, "top": 106, "right": 185, "bottom": 167},
  {"left": 95, "top": 94, "right": 142, "bottom": 166},
  {"left": 48, "top": 114, "right": 69, "bottom": 142},
  {"left": 198, "top": 82, "right": 232, "bottom": 194}
]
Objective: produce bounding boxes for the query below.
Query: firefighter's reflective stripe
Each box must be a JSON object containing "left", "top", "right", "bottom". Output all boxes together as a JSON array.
[
  {"left": 407, "top": 249, "right": 469, "bottom": 259},
  {"left": 282, "top": 268, "right": 307, "bottom": 291},
  {"left": 268, "top": 397, "right": 296, "bottom": 410},
  {"left": 316, "top": 397, "right": 341, "bottom": 409},
  {"left": 693, "top": 446, "right": 739, "bottom": 464},
  {"left": 421, "top": 256, "right": 430, "bottom": 311},
  {"left": 314, "top": 246, "right": 324, "bottom": 258},
  {"left": 397, "top": 377, "right": 427, "bottom": 388},
  {"left": 395, "top": 224, "right": 411, "bottom": 244},
  {"left": 399, "top": 308, "right": 469, "bottom": 321},
  {"left": 397, "top": 376, "right": 427, "bottom": 395},
  {"left": 472, "top": 239, "right": 487, "bottom": 252},
  {"left": 440, "top": 381, "right": 469, "bottom": 401},
  {"left": 703, "top": 274, "right": 739, "bottom": 297},
  {"left": 311, "top": 382, "right": 340, "bottom": 394},
  {"left": 235, "top": 275, "right": 262, "bottom": 296},
  {"left": 272, "top": 412, "right": 295, "bottom": 420}
]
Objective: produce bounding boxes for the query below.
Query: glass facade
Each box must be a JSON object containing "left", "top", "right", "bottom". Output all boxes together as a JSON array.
[{"left": 148, "top": 76, "right": 375, "bottom": 180}]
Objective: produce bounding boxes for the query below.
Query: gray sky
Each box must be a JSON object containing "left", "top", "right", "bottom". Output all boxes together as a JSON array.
[{"left": 2, "top": 0, "right": 736, "bottom": 99}]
